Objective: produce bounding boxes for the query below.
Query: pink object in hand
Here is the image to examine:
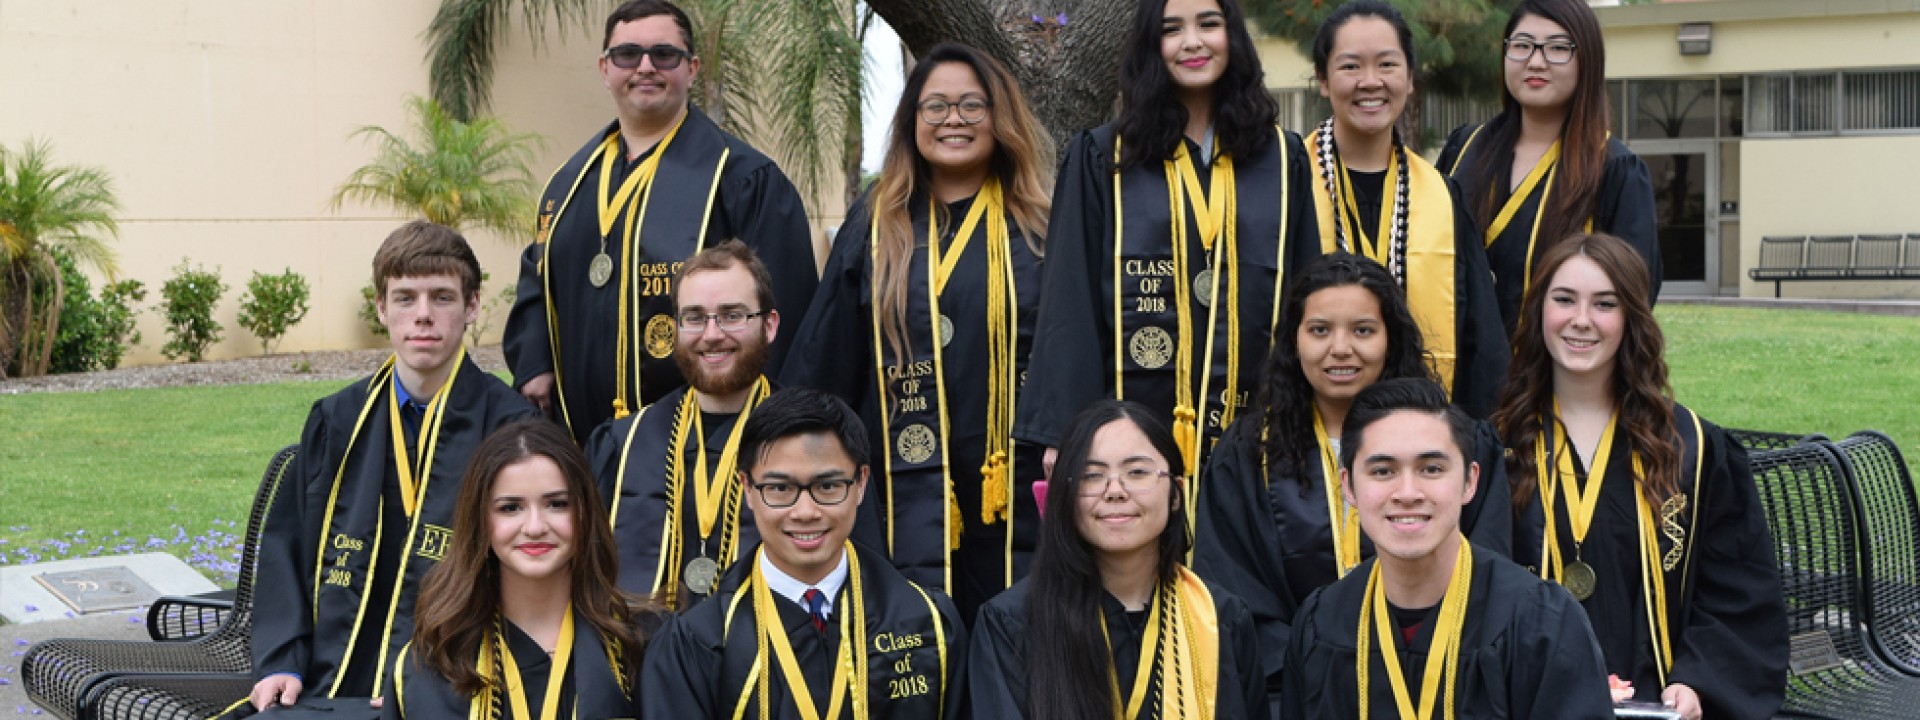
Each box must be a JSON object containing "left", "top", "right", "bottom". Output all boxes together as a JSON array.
[{"left": 1033, "top": 480, "right": 1049, "bottom": 517}]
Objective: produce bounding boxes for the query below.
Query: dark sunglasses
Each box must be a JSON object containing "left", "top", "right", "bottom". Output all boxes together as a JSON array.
[{"left": 604, "top": 43, "right": 691, "bottom": 71}]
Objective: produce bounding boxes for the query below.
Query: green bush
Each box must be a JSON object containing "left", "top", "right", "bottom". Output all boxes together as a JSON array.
[
  {"left": 359, "top": 284, "right": 387, "bottom": 337},
  {"left": 237, "top": 268, "right": 311, "bottom": 354},
  {"left": 158, "top": 260, "right": 226, "bottom": 362},
  {"left": 49, "top": 249, "right": 145, "bottom": 373}
]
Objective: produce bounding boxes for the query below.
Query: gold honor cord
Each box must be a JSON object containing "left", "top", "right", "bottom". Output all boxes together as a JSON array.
[
  {"left": 1634, "top": 463, "right": 1674, "bottom": 688},
  {"left": 924, "top": 182, "right": 995, "bottom": 554},
  {"left": 1099, "top": 585, "right": 1164, "bottom": 720},
  {"left": 489, "top": 608, "right": 577, "bottom": 720},
  {"left": 1534, "top": 404, "right": 1619, "bottom": 590},
  {"left": 1312, "top": 406, "right": 1364, "bottom": 578},
  {"left": 386, "top": 346, "right": 466, "bottom": 517},
  {"left": 1164, "top": 143, "right": 1238, "bottom": 499},
  {"left": 1336, "top": 151, "right": 1401, "bottom": 268},
  {"left": 1357, "top": 539, "right": 1474, "bottom": 720},
  {"left": 606, "top": 118, "right": 688, "bottom": 420},
  {"left": 744, "top": 545, "right": 871, "bottom": 720},
  {"left": 658, "top": 378, "right": 768, "bottom": 601}
]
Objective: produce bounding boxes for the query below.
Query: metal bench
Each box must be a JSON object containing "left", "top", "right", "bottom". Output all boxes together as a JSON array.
[
  {"left": 1834, "top": 431, "right": 1920, "bottom": 677},
  {"left": 21, "top": 445, "right": 295, "bottom": 720},
  {"left": 1748, "top": 234, "right": 1919, "bottom": 297},
  {"left": 1726, "top": 427, "right": 1823, "bottom": 453}
]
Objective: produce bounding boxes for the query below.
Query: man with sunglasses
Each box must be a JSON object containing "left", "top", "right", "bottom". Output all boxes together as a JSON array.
[
  {"left": 505, "top": 0, "right": 817, "bottom": 447},
  {"left": 643, "top": 386, "right": 966, "bottom": 719},
  {"left": 583, "top": 240, "right": 784, "bottom": 611}
]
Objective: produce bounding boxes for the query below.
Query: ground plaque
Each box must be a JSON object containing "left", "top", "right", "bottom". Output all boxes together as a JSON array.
[{"left": 32, "top": 566, "right": 162, "bottom": 614}]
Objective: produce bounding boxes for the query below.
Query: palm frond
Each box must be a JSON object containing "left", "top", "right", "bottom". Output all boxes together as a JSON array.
[
  {"left": 331, "top": 96, "right": 543, "bottom": 240},
  {"left": 0, "top": 139, "right": 122, "bottom": 277},
  {"left": 426, "top": 0, "right": 603, "bottom": 122}
]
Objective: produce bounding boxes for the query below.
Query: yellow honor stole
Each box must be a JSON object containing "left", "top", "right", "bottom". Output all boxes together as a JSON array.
[
  {"left": 599, "top": 120, "right": 685, "bottom": 420},
  {"left": 1099, "top": 566, "right": 1221, "bottom": 720},
  {"left": 1449, "top": 125, "right": 1596, "bottom": 299},
  {"left": 1357, "top": 539, "right": 1473, "bottom": 720},
  {"left": 385, "top": 347, "right": 464, "bottom": 518},
  {"left": 1306, "top": 121, "right": 1459, "bottom": 396},
  {"left": 474, "top": 606, "right": 576, "bottom": 720},
  {"left": 1312, "top": 406, "right": 1364, "bottom": 578},
  {"left": 730, "top": 543, "right": 871, "bottom": 720},
  {"left": 1163, "top": 142, "right": 1239, "bottom": 504}
]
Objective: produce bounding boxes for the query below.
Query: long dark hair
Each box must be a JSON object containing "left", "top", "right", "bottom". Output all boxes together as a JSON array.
[
  {"left": 1492, "top": 233, "right": 1680, "bottom": 512},
  {"left": 1026, "top": 400, "right": 1188, "bottom": 720},
  {"left": 1257, "top": 253, "right": 1433, "bottom": 480},
  {"left": 412, "top": 419, "right": 658, "bottom": 694},
  {"left": 1456, "top": 0, "right": 1611, "bottom": 255},
  {"left": 1114, "top": 0, "right": 1277, "bottom": 169}
]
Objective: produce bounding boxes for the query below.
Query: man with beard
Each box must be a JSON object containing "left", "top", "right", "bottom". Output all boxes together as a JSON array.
[
  {"left": 585, "top": 240, "right": 785, "bottom": 611},
  {"left": 505, "top": 0, "right": 817, "bottom": 447}
]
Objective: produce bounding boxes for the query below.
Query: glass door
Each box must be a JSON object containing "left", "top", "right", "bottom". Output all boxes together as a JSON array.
[{"left": 1630, "top": 140, "right": 1719, "bottom": 296}]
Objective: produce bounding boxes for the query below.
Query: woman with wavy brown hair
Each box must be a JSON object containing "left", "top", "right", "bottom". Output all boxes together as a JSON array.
[
  {"left": 783, "top": 41, "right": 1050, "bottom": 623},
  {"left": 1494, "top": 233, "right": 1785, "bottom": 720},
  {"left": 383, "top": 419, "right": 662, "bottom": 719}
]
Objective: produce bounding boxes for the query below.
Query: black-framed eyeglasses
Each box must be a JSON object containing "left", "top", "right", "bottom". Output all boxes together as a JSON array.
[
  {"left": 1076, "top": 466, "right": 1170, "bottom": 498},
  {"left": 1504, "top": 38, "right": 1576, "bottom": 65},
  {"left": 605, "top": 43, "right": 691, "bottom": 71},
  {"left": 918, "top": 96, "right": 991, "bottom": 126},
  {"left": 749, "top": 478, "right": 855, "bottom": 508},
  {"left": 677, "top": 309, "right": 766, "bottom": 333}
]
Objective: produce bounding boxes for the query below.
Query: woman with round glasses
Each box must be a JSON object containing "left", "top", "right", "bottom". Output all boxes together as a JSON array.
[
  {"left": 971, "top": 399, "right": 1266, "bottom": 719},
  {"left": 1301, "top": 1, "right": 1508, "bottom": 420},
  {"left": 1494, "top": 234, "right": 1786, "bottom": 720},
  {"left": 1438, "top": 0, "right": 1660, "bottom": 337},
  {"left": 1191, "top": 252, "right": 1511, "bottom": 700},
  {"left": 386, "top": 419, "right": 662, "bottom": 719},
  {"left": 1015, "top": 0, "right": 1317, "bottom": 501},
  {"left": 785, "top": 42, "right": 1050, "bottom": 624}
]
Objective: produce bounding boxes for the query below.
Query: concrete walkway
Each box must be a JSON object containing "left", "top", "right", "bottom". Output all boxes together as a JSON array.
[
  {"left": 0, "top": 610, "right": 150, "bottom": 714},
  {"left": 1665, "top": 294, "right": 1920, "bottom": 317}
]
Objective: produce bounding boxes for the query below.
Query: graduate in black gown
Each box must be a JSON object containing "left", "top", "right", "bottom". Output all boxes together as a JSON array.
[
  {"left": 1493, "top": 234, "right": 1787, "bottom": 719},
  {"left": 1436, "top": 0, "right": 1660, "bottom": 337},
  {"left": 1192, "top": 253, "right": 1511, "bottom": 697},
  {"left": 972, "top": 399, "right": 1265, "bottom": 720},
  {"left": 249, "top": 222, "right": 540, "bottom": 713},
  {"left": 384, "top": 420, "right": 664, "bottom": 719},
  {"left": 503, "top": 0, "right": 816, "bottom": 445},
  {"left": 1300, "top": 1, "right": 1508, "bottom": 420},
  {"left": 642, "top": 388, "right": 966, "bottom": 720},
  {"left": 584, "top": 240, "right": 780, "bottom": 610},
  {"left": 784, "top": 43, "right": 1050, "bottom": 620},
  {"left": 1015, "top": 0, "right": 1317, "bottom": 493},
  {"left": 1281, "top": 378, "right": 1614, "bottom": 719}
]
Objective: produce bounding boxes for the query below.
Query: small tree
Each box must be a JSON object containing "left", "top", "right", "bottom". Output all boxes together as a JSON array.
[
  {"left": 159, "top": 260, "right": 226, "bottom": 362},
  {"left": 237, "top": 268, "right": 312, "bottom": 354}
]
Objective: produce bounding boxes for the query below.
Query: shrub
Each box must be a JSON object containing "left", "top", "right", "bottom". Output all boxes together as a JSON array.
[
  {"left": 49, "top": 249, "right": 145, "bottom": 373},
  {"left": 158, "top": 260, "right": 226, "bottom": 362},
  {"left": 237, "top": 268, "right": 312, "bottom": 354},
  {"left": 359, "top": 284, "right": 387, "bottom": 337}
]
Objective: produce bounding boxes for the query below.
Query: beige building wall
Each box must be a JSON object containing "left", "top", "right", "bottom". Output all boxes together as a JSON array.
[
  {"left": 0, "top": 1, "right": 839, "bottom": 367},
  {"left": 1740, "top": 135, "right": 1920, "bottom": 299}
]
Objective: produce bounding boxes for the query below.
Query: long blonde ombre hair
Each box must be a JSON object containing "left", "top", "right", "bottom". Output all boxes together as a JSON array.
[{"left": 868, "top": 42, "right": 1053, "bottom": 363}]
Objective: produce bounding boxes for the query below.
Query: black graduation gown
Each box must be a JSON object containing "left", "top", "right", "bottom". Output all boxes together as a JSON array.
[
  {"left": 1299, "top": 168, "right": 1509, "bottom": 420},
  {"left": 382, "top": 614, "right": 634, "bottom": 720},
  {"left": 1280, "top": 545, "right": 1616, "bottom": 719},
  {"left": 1191, "top": 414, "right": 1513, "bottom": 685},
  {"left": 253, "top": 355, "right": 539, "bottom": 697},
  {"left": 640, "top": 542, "right": 967, "bottom": 720},
  {"left": 1513, "top": 404, "right": 1788, "bottom": 719},
  {"left": 782, "top": 190, "right": 1043, "bottom": 621},
  {"left": 1013, "top": 124, "right": 1317, "bottom": 455},
  {"left": 968, "top": 576, "right": 1267, "bottom": 720},
  {"left": 582, "top": 383, "right": 766, "bottom": 607},
  {"left": 1436, "top": 124, "right": 1661, "bottom": 336},
  {"left": 503, "top": 107, "right": 818, "bottom": 445}
]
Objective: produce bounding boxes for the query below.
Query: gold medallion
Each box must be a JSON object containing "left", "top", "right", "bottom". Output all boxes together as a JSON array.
[
  {"left": 1193, "top": 269, "right": 1215, "bottom": 307},
  {"left": 684, "top": 556, "right": 720, "bottom": 596},
  {"left": 589, "top": 251, "right": 614, "bottom": 288},
  {"left": 1562, "top": 560, "right": 1597, "bottom": 602},
  {"left": 644, "top": 314, "right": 676, "bottom": 359},
  {"left": 897, "top": 423, "right": 937, "bottom": 464},
  {"left": 939, "top": 314, "right": 955, "bottom": 348},
  {"left": 1128, "top": 326, "right": 1175, "bottom": 370}
]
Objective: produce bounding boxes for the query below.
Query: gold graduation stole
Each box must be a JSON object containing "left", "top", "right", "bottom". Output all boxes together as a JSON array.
[
  {"left": 653, "top": 378, "right": 769, "bottom": 608},
  {"left": 1356, "top": 539, "right": 1474, "bottom": 720},
  {"left": 1306, "top": 122, "right": 1459, "bottom": 396},
  {"left": 727, "top": 543, "right": 872, "bottom": 720},
  {"left": 1100, "top": 566, "right": 1221, "bottom": 720},
  {"left": 1449, "top": 124, "right": 1595, "bottom": 300},
  {"left": 1312, "top": 406, "right": 1365, "bottom": 578},
  {"left": 473, "top": 607, "right": 576, "bottom": 720}
]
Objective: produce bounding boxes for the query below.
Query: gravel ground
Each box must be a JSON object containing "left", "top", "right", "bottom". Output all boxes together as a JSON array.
[{"left": 0, "top": 345, "right": 508, "bottom": 394}]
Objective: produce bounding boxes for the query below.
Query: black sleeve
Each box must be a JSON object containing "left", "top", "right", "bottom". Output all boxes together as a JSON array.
[
  {"left": 1218, "top": 592, "right": 1270, "bottom": 720},
  {"left": 1598, "top": 146, "right": 1662, "bottom": 304},
  {"left": 933, "top": 589, "right": 971, "bottom": 720},
  {"left": 719, "top": 159, "right": 820, "bottom": 376},
  {"left": 1013, "top": 130, "right": 1113, "bottom": 448},
  {"left": 779, "top": 198, "right": 874, "bottom": 405},
  {"left": 581, "top": 415, "right": 630, "bottom": 512},
  {"left": 1447, "top": 179, "right": 1510, "bottom": 420},
  {"left": 1435, "top": 123, "right": 1478, "bottom": 177},
  {"left": 1190, "top": 421, "right": 1294, "bottom": 682},
  {"left": 1276, "top": 587, "right": 1325, "bottom": 716},
  {"left": 252, "top": 403, "right": 327, "bottom": 679},
  {"left": 502, "top": 240, "right": 553, "bottom": 389},
  {"left": 1511, "top": 581, "right": 1616, "bottom": 719},
  {"left": 966, "top": 599, "right": 1029, "bottom": 719},
  {"left": 1665, "top": 423, "right": 1789, "bottom": 719},
  {"left": 638, "top": 615, "right": 725, "bottom": 720},
  {"left": 1463, "top": 420, "right": 1514, "bottom": 560}
]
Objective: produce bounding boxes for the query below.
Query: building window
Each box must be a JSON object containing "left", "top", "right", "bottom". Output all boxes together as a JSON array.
[
  {"left": 1843, "top": 69, "right": 1920, "bottom": 132},
  {"left": 1748, "top": 69, "right": 1920, "bottom": 135},
  {"left": 1631, "top": 78, "right": 1719, "bottom": 140}
]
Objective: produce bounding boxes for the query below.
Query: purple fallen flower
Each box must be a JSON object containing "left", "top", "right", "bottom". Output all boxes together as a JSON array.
[
  {"left": 1057, "top": 13, "right": 1069, "bottom": 25},
  {"left": 20, "top": 606, "right": 35, "bottom": 614},
  {"left": 1030, "top": 13, "right": 1041, "bottom": 23}
]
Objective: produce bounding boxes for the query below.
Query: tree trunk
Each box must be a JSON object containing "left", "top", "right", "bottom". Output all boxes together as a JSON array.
[{"left": 869, "top": 0, "right": 1132, "bottom": 153}]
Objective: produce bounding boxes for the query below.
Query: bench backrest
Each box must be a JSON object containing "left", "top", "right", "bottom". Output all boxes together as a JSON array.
[
  {"left": 1755, "top": 236, "right": 1808, "bottom": 271},
  {"left": 1905, "top": 234, "right": 1920, "bottom": 275},
  {"left": 1834, "top": 431, "right": 1920, "bottom": 675},
  {"left": 1855, "top": 235, "right": 1905, "bottom": 276},
  {"left": 1806, "top": 235, "right": 1855, "bottom": 277}
]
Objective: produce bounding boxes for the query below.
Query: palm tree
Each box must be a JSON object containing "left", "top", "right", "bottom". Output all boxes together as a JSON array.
[
  {"left": 0, "top": 139, "right": 122, "bottom": 378},
  {"left": 331, "top": 95, "right": 544, "bottom": 239}
]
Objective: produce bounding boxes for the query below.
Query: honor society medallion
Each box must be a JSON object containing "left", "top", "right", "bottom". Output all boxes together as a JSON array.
[
  {"left": 1193, "top": 269, "right": 1215, "bottom": 307},
  {"left": 589, "top": 251, "right": 614, "bottom": 288},
  {"left": 684, "top": 556, "right": 720, "bottom": 596},
  {"left": 1128, "top": 326, "right": 1174, "bottom": 370},
  {"left": 939, "top": 314, "right": 955, "bottom": 348},
  {"left": 645, "top": 314, "right": 676, "bottom": 359},
  {"left": 1562, "top": 560, "right": 1597, "bottom": 602},
  {"left": 898, "top": 424, "right": 937, "bottom": 464}
]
